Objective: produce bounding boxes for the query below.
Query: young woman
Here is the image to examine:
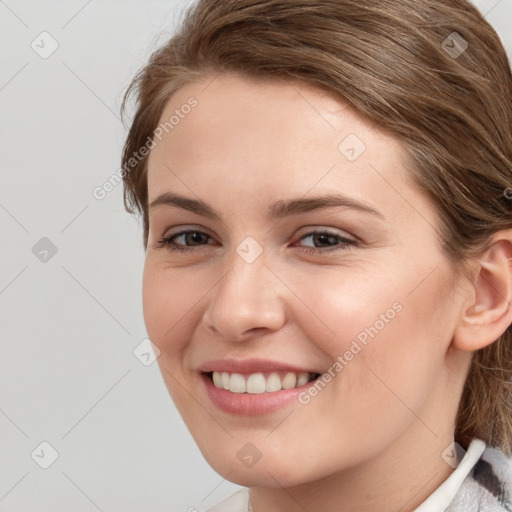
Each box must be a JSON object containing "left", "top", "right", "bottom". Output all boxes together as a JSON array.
[{"left": 120, "top": 1, "right": 512, "bottom": 510}]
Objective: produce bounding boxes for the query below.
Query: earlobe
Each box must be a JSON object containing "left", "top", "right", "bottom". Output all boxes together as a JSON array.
[{"left": 453, "top": 232, "right": 512, "bottom": 352}]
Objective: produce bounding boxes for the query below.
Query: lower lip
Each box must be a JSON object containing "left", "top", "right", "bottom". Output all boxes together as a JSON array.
[{"left": 200, "top": 372, "right": 316, "bottom": 416}]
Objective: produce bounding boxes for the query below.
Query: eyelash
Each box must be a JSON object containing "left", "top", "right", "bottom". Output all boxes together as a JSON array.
[{"left": 153, "top": 229, "right": 357, "bottom": 255}]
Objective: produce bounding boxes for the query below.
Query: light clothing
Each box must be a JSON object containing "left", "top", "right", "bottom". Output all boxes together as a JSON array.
[{"left": 206, "top": 439, "right": 512, "bottom": 511}]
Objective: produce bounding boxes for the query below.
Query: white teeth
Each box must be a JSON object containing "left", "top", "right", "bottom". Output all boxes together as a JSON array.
[
  {"left": 212, "top": 371, "right": 222, "bottom": 388},
  {"left": 247, "top": 373, "right": 266, "bottom": 393},
  {"left": 229, "top": 373, "right": 246, "bottom": 393},
  {"left": 221, "top": 372, "right": 230, "bottom": 390},
  {"left": 281, "top": 372, "right": 297, "bottom": 389},
  {"left": 265, "top": 372, "right": 281, "bottom": 392},
  {"left": 297, "top": 373, "right": 309, "bottom": 386},
  {"left": 211, "top": 370, "right": 314, "bottom": 393}
]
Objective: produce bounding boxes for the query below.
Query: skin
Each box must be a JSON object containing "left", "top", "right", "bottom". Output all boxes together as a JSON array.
[{"left": 142, "top": 72, "right": 512, "bottom": 512}]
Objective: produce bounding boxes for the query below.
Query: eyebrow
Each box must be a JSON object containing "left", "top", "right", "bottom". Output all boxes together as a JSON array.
[{"left": 148, "top": 191, "right": 386, "bottom": 221}]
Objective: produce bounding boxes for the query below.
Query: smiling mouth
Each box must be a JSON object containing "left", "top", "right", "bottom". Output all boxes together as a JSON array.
[{"left": 205, "top": 370, "right": 322, "bottom": 394}]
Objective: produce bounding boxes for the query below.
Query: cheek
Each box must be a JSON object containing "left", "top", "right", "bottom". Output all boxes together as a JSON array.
[
  {"left": 141, "top": 261, "right": 198, "bottom": 355},
  {"left": 285, "top": 260, "right": 450, "bottom": 406},
  {"left": 288, "top": 256, "right": 448, "bottom": 352},
  {"left": 142, "top": 261, "right": 203, "bottom": 416},
  {"left": 282, "top": 262, "right": 404, "bottom": 353}
]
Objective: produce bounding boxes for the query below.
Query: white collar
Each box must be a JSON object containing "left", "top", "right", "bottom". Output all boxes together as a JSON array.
[{"left": 413, "top": 439, "right": 486, "bottom": 512}]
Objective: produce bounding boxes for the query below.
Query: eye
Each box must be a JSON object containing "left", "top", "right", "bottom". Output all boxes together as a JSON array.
[
  {"left": 294, "top": 230, "right": 357, "bottom": 254},
  {"left": 153, "top": 229, "right": 214, "bottom": 253},
  {"left": 152, "top": 228, "right": 357, "bottom": 255}
]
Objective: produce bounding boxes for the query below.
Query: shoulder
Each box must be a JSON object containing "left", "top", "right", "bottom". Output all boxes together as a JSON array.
[
  {"left": 447, "top": 443, "right": 512, "bottom": 511},
  {"left": 205, "top": 488, "right": 250, "bottom": 512}
]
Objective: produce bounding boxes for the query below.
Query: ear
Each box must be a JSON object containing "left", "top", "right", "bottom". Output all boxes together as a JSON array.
[{"left": 453, "top": 229, "right": 512, "bottom": 352}]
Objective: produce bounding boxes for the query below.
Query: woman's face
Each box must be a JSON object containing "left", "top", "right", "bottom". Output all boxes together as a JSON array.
[{"left": 143, "top": 72, "right": 470, "bottom": 487}]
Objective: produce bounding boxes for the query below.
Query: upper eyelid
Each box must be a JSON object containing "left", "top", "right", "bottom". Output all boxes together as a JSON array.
[
  {"left": 162, "top": 225, "right": 353, "bottom": 235},
  {"left": 163, "top": 226, "right": 215, "bottom": 240},
  {"left": 297, "top": 227, "right": 355, "bottom": 239}
]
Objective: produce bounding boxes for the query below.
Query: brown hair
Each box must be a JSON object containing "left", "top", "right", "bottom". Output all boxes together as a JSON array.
[{"left": 120, "top": 0, "right": 512, "bottom": 454}]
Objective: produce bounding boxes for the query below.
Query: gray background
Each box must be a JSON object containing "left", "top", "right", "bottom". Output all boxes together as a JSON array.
[{"left": 1, "top": 1, "right": 511, "bottom": 511}]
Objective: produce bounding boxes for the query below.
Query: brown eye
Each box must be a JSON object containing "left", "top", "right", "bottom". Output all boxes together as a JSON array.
[
  {"left": 154, "top": 229, "right": 214, "bottom": 252},
  {"left": 174, "top": 231, "right": 209, "bottom": 246},
  {"left": 296, "top": 230, "right": 356, "bottom": 254}
]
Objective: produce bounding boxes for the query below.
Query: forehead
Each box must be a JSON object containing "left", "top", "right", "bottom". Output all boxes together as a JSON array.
[{"left": 146, "top": 72, "right": 431, "bottom": 226}]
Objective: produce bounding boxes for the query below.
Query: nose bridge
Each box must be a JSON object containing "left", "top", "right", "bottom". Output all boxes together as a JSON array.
[{"left": 204, "top": 240, "right": 285, "bottom": 339}]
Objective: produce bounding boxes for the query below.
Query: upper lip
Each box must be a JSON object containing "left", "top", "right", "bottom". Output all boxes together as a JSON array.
[{"left": 198, "top": 358, "right": 322, "bottom": 375}]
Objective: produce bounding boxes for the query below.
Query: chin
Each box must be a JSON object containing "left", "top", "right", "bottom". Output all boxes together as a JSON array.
[{"left": 202, "top": 450, "right": 331, "bottom": 489}]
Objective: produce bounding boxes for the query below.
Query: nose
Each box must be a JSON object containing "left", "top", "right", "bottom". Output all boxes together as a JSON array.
[{"left": 202, "top": 247, "right": 287, "bottom": 341}]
